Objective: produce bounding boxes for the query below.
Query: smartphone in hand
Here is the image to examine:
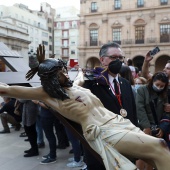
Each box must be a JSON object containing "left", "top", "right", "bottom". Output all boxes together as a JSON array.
[{"left": 150, "top": 46, "right": 160, "bottom": 57}]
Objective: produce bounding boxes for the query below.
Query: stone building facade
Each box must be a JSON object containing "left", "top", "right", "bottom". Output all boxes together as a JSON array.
[{"left": 78, "top": 0, "right": 170, "bottom": 73}]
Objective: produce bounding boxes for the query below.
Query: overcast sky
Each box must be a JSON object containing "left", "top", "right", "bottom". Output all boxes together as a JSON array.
[{"left": 0, "top": 0, "right": 80, "bottom": 10}]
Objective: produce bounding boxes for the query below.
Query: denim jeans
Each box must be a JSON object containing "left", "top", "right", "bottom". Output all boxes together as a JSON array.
[
  {"left": 36, "top": 115, "right": 44, "bottom": 144},
  {"left": 65, "top": 127, "right": 82, "bottom": 162},
  {"left": 41, "top": 116, "right": 57, "bottom": 159}
]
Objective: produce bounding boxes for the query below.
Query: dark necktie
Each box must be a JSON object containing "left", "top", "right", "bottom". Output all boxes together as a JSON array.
[{"left": 113, "top": 79, "right": 119, "bottom": 95}]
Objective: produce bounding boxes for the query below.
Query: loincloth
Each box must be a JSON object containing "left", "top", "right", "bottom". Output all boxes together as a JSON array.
[{"left": 84, "top": 115, "right": 142, "bottom": 170}]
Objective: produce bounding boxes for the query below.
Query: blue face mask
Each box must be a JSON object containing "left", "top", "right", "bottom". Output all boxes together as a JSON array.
[
  {"left": 152, "top": 84, "right": 164, "bottom": 92},
  {"left": 134, "top": 84, "right": 141, "bottom": 91}
]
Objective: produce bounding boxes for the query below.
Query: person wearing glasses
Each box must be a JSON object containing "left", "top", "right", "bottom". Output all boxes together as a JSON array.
[
  {"left": 85, "top": 42, "right": 137, "bottom": 126},
  {"left": 83, "top": 42, "right": 137, "bottom": 170}
]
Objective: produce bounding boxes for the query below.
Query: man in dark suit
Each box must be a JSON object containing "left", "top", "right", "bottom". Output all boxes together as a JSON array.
[{"left": 83, "top": 42, "right": 137, "bottom": 170}]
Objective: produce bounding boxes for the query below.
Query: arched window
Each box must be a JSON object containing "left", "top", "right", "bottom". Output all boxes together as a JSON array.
[
  {"left": 134, "top": 19, "right": 146, "bottom": 44},
  {"left": 89, "top": 23, "right": 99, "bottom": 46}
]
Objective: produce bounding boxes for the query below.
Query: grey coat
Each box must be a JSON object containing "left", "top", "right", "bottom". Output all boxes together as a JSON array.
[
  {"left": 136, "top": 85, "right": 167, "bottom": 129},
  {"left": 19, "top": 100, "right": 39, "bottom": 126}
]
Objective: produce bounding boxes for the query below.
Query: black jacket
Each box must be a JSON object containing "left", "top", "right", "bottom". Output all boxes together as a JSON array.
[{"left": 84, "top": 76, "right": 138, "bottom": 126}]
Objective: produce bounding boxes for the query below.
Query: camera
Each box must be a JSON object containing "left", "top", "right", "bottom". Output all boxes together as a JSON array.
[
  {"left": 150, "top": 125, "right": 159, "bottom": 137},
  {"left": 149, "top": 46, "right": 160, "bottom": 57}
]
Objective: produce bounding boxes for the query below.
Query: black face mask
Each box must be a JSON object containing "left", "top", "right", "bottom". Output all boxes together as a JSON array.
[{"left": 108, "top": 59, "right": 122, "bottom": 74}]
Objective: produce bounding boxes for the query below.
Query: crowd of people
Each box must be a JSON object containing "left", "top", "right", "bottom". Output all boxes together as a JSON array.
[{"left": 0, "top": 42, "right": 170, "bottom": 170}]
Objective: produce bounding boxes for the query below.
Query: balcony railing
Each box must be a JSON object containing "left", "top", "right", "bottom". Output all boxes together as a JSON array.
[
  {"left": 61, "top": 55, "right": 69, "bottom": 58},
  {"left": 160, "top": 35, "right": 170, "bottom": 43},
  {"left": 62, "top": 36, "right": 69, "bottom": 39},
  {"left": 135, "top": 39, "right": 145, "bottom": 44},
  {"left": 89, "top": 7, "right": 98, "bottom": 13},
  {"left": 79, "top": 37, "right": 170, "bottom": 47},
  {"left": 82, "top": 41, "right": 103, "bottom": 46},
  {"left": 113, "top": 40, "right": 121, "bottom": 45},
  {"left": 113, "top": 4, "right": 122, "bottom": 10},
  {"left": 61, "top": 45, "right": 69, "bottom": 48}
]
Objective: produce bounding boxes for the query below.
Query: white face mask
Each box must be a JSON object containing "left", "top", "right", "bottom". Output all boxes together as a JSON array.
[
  {"left": 152, "top": 84, "right": 164, "bottom": 92},
  {"left": 134, "top": 84, "right": 142, "bottom": 91}
]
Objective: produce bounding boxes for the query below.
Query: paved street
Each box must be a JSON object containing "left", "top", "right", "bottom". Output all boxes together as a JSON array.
[{"left": 0, "top": 123, "right": 82, "bottom": 170}]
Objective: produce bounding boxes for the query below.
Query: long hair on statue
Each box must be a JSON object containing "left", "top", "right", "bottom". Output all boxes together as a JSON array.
[
  {"left": 38, "top": 58, "right": 72, "bottom": 100},
  {"left": 26, "top": 44, "right": 72, "bottom": 100}
]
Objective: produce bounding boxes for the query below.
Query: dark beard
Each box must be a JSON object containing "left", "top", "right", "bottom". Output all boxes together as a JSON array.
[{"left": 41, "top": 75, "right": 71, "bottom": 101}]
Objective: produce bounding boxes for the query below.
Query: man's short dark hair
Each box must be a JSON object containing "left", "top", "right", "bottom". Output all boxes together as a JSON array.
[{"left": 99, "top": 42, "right": 120, "bottom": 57}]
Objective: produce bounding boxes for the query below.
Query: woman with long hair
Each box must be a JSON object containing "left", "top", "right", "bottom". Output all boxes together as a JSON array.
[{"left": 136, "top": 72, "right": 169, "bottom": 170}]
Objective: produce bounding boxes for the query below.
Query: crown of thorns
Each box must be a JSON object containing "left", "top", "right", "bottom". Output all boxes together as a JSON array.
[{"left": 26, "top": 44, "right": 66, "bottom": 80}]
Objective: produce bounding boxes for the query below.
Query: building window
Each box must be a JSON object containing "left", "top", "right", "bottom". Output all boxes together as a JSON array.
[
  {"left": 114, "top": 0, "right": 121, "bottom": 10},
  {"left": 160, "top": 0, "right": 168, "bottom": 5},
  {"left": 71, "top": 50, "right": 75, "bottom": 54},
  {"left": 64, "top": 22, "right": 69, "bottom": 29},
  {"left": 63, "top": 31, "right": 68, "bottom": 38},
  {"left": 49, "top": 36, "right": 52, "bottom": 42},
  {"left": 63, "top": 40, "right": 68, "bottom": 47},
  {"left": 42, "top": 32, "right": 48, "bottom": 37},
  {"left": 49, "top": 45, "right": 52, "bottom": 51},
  {"left": 112, "top": 28, "right": 121, "bottom": 45},
  {"left": 63, "top": 49, "right": 68, "bottom": 57},
  {"left": 48, "top": 27, "right": 52, "bottom": 33},
  {"left": 91, "top": 2, "right": 97, "bottom": 12},
  {"left": 57, "top": 22, "right": 61, "bottom": 28},
  {"left": 90, "top": 29, "right": 98, "bottom": 46},
  {"left": 72, "top": 21, "right": 77, "bottom": 28},
  {"left": 135, "top": 26, "right": 145, "bottom": 44},
  {"left": 160, "top": 24, "right": 170, "bottom": 43},
  {"left": 71, "top": 41, "right": 76, "bottom": 45},
  {"left": 42, "top": 41, "right": 48, "bottom": 45},
  {"left": 137, "top": 0, "right": 144, "bottom": 7}
]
